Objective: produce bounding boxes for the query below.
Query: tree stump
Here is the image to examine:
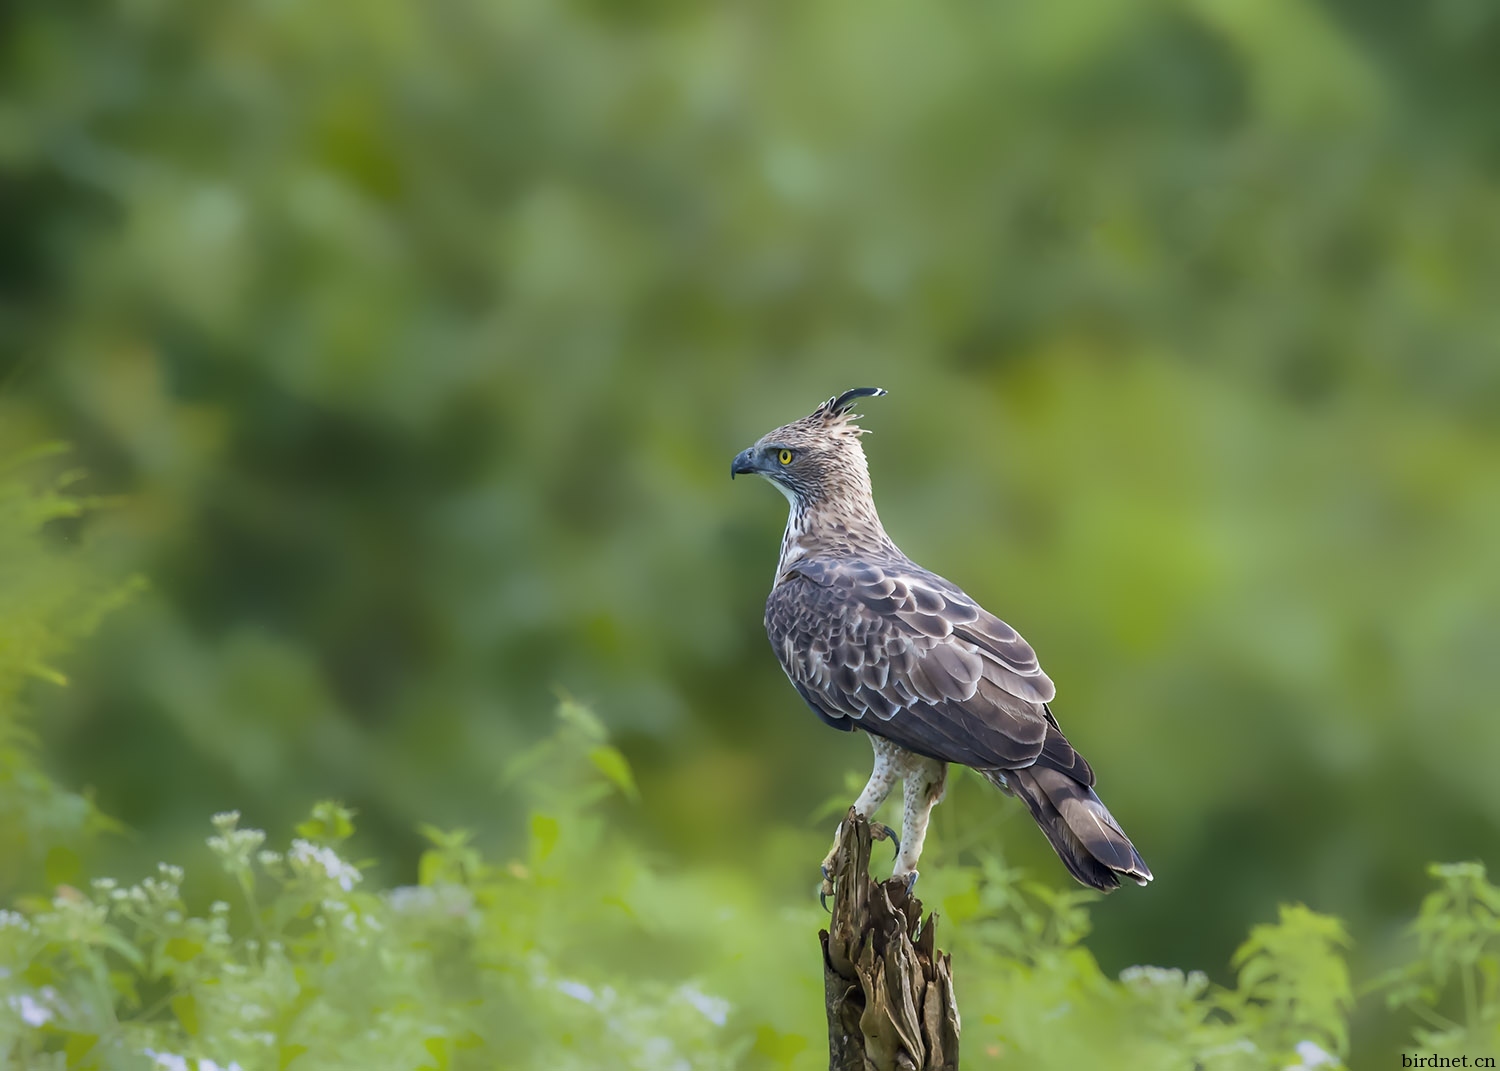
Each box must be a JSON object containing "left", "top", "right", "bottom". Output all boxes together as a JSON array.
[{"left": 821, "top": 808, "right": 961, "bottom": 1071}]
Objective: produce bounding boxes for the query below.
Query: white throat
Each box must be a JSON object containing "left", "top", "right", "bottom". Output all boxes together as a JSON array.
[{"left": 765, "top": 478, "right": 808, "bottom": 579}]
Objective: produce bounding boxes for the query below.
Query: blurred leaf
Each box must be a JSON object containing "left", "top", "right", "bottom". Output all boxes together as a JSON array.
[
  {"left": 557, "top": 697, "right": 608, "bottom": 742},
  {"left": 420, "top": 1036, "right": 450, "bottom": 1071},
  {"left": 295, "top": 801, "right": 357, "bottom": 844},
  {"left": 531, "top": 813, "right": 561, "bottom": 865},
  {"left": 588, "top": 745, "right": 639, "bottom": 801},
  {"left": 752, "top": 1024, "right": 808, "bottom": 1065},
  {"left": 171, "top": 992, "right": 200, "bottom": 1036},
  {"left": 44, "top": 846, "right": 79, "bottom": 888},
  {"left": 62, "top": 1032, "right": 97, "bottom": 1069},
  {"left": 164, "top": 937, "right": 202, "bottom": 963}
]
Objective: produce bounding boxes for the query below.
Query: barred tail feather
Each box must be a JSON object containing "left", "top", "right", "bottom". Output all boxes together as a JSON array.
[{"left": 987, "top": 767, "right": 1153, "bottom": 892}]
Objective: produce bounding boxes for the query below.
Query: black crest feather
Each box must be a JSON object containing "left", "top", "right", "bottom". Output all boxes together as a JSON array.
[{"left": 822, "top": 386, "right": 887, "bottom": 418}]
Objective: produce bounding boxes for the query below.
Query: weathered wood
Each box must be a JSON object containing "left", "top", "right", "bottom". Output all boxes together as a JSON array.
[{"left": 821, "top": 808, "right": 960, "bottom": 1071}]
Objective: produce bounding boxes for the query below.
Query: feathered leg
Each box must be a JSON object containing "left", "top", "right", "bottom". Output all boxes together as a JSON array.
[
  {"left": 819, "top": 734, "right": 902, "bottom": 905},
  {"left": 892, "top": 755, "right": 947, "bottom": 889}
]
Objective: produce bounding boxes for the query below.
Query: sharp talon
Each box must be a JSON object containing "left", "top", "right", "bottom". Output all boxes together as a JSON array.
[
  {"left": 868, "top": 822, "right": 901, "bottom": 859},
  {"left": 820, "top": 888, "right": 831, "bottom": 913},
  {"left": 903, "top": 870, "right": 919, "bottom": 895},
  {"left": 821, "top": 864, "right": 830, "bottom": 881}
]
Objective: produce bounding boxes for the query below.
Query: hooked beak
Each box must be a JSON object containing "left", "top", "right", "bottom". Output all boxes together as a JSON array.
[{"left": 730, "top": 448, "right": 758, "bottom": 479}]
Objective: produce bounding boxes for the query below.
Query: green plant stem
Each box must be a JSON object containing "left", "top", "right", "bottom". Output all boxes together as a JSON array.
[
  {"left": 1463, "top": 962, "right": 1479, "bottom": 1035},
  {"left": 237, "top": 868, "right": 269, "bottom": 948},
  {"left": 1407, "top": 1000, "right": 1460, "bottom": 1033}
]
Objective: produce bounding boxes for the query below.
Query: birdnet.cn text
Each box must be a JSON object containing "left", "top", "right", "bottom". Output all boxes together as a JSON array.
[{"left": 1401, "top": 1056, "right": 1497, "bottom": 1068}]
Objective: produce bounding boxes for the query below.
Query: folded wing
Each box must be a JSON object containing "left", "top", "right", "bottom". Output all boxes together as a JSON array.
[{"left": 765, "top": 557, "right": 1088, "bottom": 781}]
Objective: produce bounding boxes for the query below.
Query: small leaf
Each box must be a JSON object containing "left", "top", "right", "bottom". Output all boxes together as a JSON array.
[
  {"left": 44, "top": 845, "right": 80, "bottom": 888},
  {"left": 753, "top": 1025, "right": 808, "bottom": 1065},
  {"left": 296, "top": 801, "right": 357, "bottom": 843},
  {"left": 588, "top": 746, "right": 639, "bottom": 801},
  {"left": 531, "top": 813, "right": 560, "bottom": 864},
  {"left": 109, "top": 971, "right": 141, "bottom": 1008},
  {"left": 172, "top": 993, "right": 199, "bottom": 1036},
  {"left": 164, "top": 937, "right": 203, "bottom": 963},
  {"left": 417, "top": 824, "right": 472, "bottom": 851},
  {"left": 422, "top": 1036, "right": 450, "bottom": 1071},
  {"left": 0, "top": 440, "right": 71, "bottom": 471},
  {"left": 100, "top": 928, "right": 146, "bottom": 969},
  {"left": 556, "top": 697, "right": 607, "bottom": 740},
  {"left": 63, "top": 1033, "right": 98, "bottom": 1069},
  {"left": 28, "top": 662, "right": 69, "bottom": 687}
]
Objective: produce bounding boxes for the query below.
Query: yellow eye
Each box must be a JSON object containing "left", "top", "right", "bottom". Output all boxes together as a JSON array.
[{"left": 777, "top": 449, "right": 793, "bottom": 465}]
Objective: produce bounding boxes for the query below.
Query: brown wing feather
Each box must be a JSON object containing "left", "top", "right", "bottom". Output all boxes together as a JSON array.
[{"left": 766, "top": 557, "right": 1064, "bottom": 770}]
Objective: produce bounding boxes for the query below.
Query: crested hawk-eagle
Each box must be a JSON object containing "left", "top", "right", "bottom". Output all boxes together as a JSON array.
[{"left": 732, "top": 388, "right": 1151, "bottom": 896}]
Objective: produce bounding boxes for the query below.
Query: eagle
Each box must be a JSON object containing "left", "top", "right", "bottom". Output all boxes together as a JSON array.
[{"left": 732, "top": 387, "right": 1151, "bottom": 898}]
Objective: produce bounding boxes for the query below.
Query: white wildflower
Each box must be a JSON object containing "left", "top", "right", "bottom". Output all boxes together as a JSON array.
[
  {"left": 677, "top": 984, "right": 730, "bottom": 1026},
  {"left": 0, "top": 911, "right": 30, "bottom": 930},
  {"left": 208, "top": 828, "right": 266, "bottom": 859},
  {"left": 1119, "top": 964, "right": 1209, "bottom": 997},
  {"left": 139, "top": 878, "right": 179, "bottom": 907},
  {"left": 1286, "top": 1040, "right": 1340, "bottom": 1070},
  {"left": 288, "top": 840, "right": 360, "bottom": 891},
  {"left": 556, "top": 979, "right": 595, "bottom": 1005},
  {"left": 224, "top": 1030, "right": 275, "bottom": 1046},
  {"left": 386, "top": 883, "right": 474, "bottom": 918},
  {"left": 1202, "top": 1039, "right": 1260, "bottom": 1058},
  {"left": 641, "top": 1037, "right": 688, "bottom": 1071},
  {"left": 9, "top": 993, "right": 53, "bottom": 1027},
  {"left": 144, "top": 1050, "right": 190, "bottom": 1071},
  {"left": 208, "top": 813, "right": 267, "bottom": 868}
]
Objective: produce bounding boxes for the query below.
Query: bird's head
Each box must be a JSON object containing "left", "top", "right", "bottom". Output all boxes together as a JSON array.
[{"left": 731, "top": 387, "right": 887, "bottom": 508}]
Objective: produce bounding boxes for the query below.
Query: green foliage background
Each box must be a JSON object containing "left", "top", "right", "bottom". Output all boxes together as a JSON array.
[{"left": 2, "top": 0, "right": 1499, "bottom": 1066}]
